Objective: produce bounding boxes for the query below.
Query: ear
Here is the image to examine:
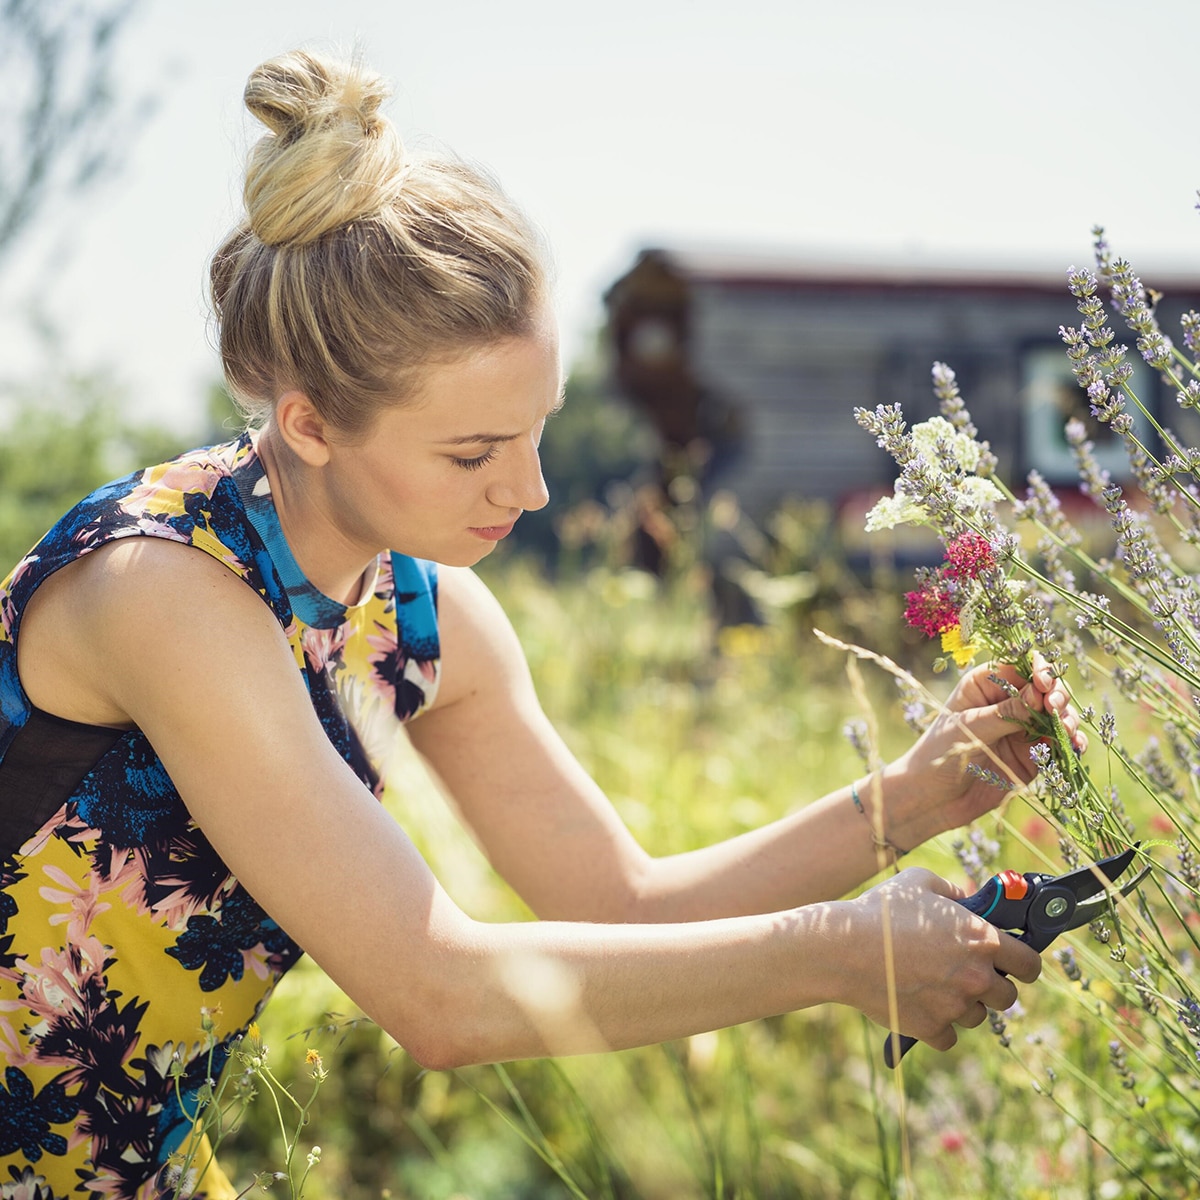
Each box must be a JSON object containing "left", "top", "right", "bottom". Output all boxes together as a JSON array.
[{"left": 274, "top": 390, "right": 332, "bottom": 467}]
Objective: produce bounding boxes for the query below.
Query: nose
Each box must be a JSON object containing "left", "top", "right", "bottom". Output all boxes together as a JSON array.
[{"left": 488, "top": 436, "right": 550, "bottom": 512}]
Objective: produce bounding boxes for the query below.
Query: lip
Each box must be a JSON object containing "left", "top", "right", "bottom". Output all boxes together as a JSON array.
[{"left": 469, "top": 521, "right": 516, "bottom": 542}]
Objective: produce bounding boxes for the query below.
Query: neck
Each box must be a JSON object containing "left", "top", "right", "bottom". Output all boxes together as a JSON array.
[{"left": 255, "top": 426, "right": 376, "bottom": 606}]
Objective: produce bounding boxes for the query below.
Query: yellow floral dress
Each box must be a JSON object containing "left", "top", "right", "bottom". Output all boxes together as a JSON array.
[{"left": 0, "top": 435, "right": 440, "bottom": 1197}]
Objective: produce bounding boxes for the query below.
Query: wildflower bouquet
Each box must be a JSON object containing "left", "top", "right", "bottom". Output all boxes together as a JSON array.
[{"left": 855, "top": 220, "right": 1200, "bottom": 1190}]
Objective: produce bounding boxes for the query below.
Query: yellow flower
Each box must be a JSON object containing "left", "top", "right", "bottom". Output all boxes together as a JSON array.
[
  {"left": 306, "top": 1047, "right": 328, "bottom": 1081},
  {"left": 717, "top": 623, "right": 772, "bottom": 658},
  {"left": 940, "top": 624, "right": 980, "bottom": 667}
]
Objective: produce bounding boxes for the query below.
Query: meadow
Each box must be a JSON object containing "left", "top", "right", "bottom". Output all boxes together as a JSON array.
[{"left": 211, "top": 490, "right": 1195, "bottom": 1200}]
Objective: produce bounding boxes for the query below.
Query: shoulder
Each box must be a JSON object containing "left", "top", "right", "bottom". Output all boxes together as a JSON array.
[
  {"left": 75, "top": 533, "right": 267, "bottom": 611},
  {"left": 20, "top": 537, "right": 289, "bottom": 728},
  {"left": 82, "top": 537, "right": 286, "bottom": 671}
]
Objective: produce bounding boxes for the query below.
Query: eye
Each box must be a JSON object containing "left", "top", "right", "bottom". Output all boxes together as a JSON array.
[{"left": 450, "top": 447, "right": 498, "bottom": 471}]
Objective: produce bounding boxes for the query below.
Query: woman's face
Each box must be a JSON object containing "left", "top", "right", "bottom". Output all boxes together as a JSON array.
[{"left": 321, "top": 309, "right": 563, "bottom": 567}]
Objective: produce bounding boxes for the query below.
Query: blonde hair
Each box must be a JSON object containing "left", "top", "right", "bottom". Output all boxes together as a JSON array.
[{"left": 209, "top": 50, "right": 550, "bottom": 436}]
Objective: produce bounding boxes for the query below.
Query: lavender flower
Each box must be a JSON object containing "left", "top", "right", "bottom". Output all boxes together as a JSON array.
[
  {"left": 1066, "top": 421, "right": 1113, "bottom": 501},
  {"left": 895, "top": 678, "right": 933, "bottom": 733},
  {"left": 1108, "top": 1039, "right": 1144, "bottom": 1104},
  {"left": 1014, "top": 471, "right": 1082, "bottom": 547},
  {"left": 966, "top": 762, "right": 1011, "bottom": 789},
  {"left": 1178, "top": 997, "right": 1200, "bottom": 1055},
  {"left": 1131, "top": 965, "right": 1159, "bottom": 1014},
  {"left": 1087, "top": 715, "right": 1114, "bottom": 759},
  {"left": 1055, "top": 946, "right": 1084, "bottom": 983},
  {"left": 1138, "top": 738, "right": 1184, "bottom": 802},
  {"left": 1178, "top": 837, "right": 1200, "bottom": 891},
  {"left": 932, "top": 361, "right": 977, "bottom": 437},
  {"left": 842, "top": 718, "right": 870, "bottom": 766},
  {"left": 952, "top": 827, "right": 1001, "bottom": 888},
  {"left": 1181, "top": 310, "right": 1200, "bottom": 356},
  {"left": 987, "top": 1008, "right": 1011, "bottom": 1049}
]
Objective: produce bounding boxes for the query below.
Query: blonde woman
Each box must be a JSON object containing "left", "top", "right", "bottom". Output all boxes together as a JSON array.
[{"left": 0, "top": 50, "right": 1077, "bottom": 1196}]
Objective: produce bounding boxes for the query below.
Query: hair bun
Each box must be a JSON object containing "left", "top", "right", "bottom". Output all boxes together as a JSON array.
[{"left": 242, "top": 50, "right": 402, "bottom": 246}]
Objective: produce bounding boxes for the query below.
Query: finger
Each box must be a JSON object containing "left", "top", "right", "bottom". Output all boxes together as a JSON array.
[
  {"left": 1018, "top": 674, "right": 1059, "bottom": 716},
  {"left": 925, "top": 1026, "right": 958, "bottom": 1053},
  {"left": 992, "top": 931, "right": 1042, "bottom": 985},
  {"left": 980, "top": 972, "right": 1020, "bottom": 1013},
  {"left": 954, "top": 661, "right": 1028, "bottom": 710},
  {"left": 1028, "top": 652, "right": 1055, "bottom": 693},
  {"left": 953, "top": 692, "right": 1039, "bottom": 751},
  {"left": 914, "top": 869, "right": 969, "bottom": 903},
  {"left": 957, "top": 1001, "right": 989, "bottom": 1030}
]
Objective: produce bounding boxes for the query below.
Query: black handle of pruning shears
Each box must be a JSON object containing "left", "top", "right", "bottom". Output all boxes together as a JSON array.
[{"left": 883, "top": 845, "right": 1149, "bottom": 1068}]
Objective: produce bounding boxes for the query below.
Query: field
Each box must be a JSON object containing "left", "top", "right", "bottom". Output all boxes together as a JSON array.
[{"left": 213, "top": 521, "right": 1195, "bottom": 1200}]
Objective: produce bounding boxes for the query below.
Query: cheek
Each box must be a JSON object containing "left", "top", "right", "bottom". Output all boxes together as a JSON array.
[{"left": 381, "top": 462, "right": 474, "bottom": 517}]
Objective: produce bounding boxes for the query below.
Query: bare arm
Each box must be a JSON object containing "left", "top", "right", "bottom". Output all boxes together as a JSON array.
[
  {"left": 17, "top": 541, "right": 1040, "bottom": 1067},
  {"left": 411, "top": 568, "right": 1074, "bottom": 923}
]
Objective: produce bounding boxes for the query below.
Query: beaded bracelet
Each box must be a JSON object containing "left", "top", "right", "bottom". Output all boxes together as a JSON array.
[{"left": 850, "top": 776, "right": 908, "bottom": 860}]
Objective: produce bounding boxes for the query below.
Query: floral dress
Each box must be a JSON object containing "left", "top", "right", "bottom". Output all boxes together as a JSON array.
[{"left": 0, "top": 434, "right": 440, "bottom": 1197}]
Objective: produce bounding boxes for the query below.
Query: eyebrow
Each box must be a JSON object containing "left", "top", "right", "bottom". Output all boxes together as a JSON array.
[{"left": 438, "top": 390, "right": 566, "bottom": 446}]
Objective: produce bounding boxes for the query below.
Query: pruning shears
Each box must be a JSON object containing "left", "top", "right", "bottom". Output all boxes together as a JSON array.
[{"left": 884, "top": 845, "right": 1150, "bottom": 1068}]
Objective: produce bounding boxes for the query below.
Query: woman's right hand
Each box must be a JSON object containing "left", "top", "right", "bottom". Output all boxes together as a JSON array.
[{"left": 829, "top": 868, "right": 1043, "bottom": 1051}]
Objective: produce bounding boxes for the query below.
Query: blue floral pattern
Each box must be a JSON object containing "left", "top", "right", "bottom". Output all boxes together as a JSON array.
[
  {"left": 0, "top": 1069, "right": 74, "bottom": 1162},
  {"left": 0, "top": 436, "right": 440, "bottom": 1194}
]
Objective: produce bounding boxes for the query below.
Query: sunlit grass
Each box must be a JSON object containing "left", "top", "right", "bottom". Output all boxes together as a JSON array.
[{"left": 217, "top": 540, "right": 1195, "bottom": 1199}]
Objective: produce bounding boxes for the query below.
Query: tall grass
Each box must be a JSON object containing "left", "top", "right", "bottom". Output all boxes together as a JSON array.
[{"left": 212, "top": 500, "right": 1192, "bottom": 1197}]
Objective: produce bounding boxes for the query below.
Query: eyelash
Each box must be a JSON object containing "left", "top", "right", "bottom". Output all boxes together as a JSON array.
[{"left": 451, "top": 447, "right": 498, "bottom": 472}]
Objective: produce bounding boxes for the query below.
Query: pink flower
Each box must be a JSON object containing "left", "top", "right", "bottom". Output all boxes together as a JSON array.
[
  {"left": 904, "top": 581, "right": 959, "bottom": 638},
  {"left": 944, "top": 532, "right": 997, "bottom": 580},
  {"left": 116, "top": 457, "right": 229, "bottom": 520},
  {"left": 940, "top": 1130, "right": 967, "bottom": 1154}
]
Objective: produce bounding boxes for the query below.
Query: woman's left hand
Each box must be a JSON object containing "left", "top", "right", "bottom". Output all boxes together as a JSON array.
[{"left": 881, "top": 652, "right": 1084, "bottom": 852}]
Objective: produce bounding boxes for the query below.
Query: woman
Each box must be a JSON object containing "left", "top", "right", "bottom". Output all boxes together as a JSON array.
[{"left": 0, "top": 49, "right": 1078, "bottom": 1197}]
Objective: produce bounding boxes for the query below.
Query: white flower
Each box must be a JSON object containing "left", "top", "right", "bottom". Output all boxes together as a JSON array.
[
  {"left": 864, "top": 417, "right": 1003, "bottom": 532},
  {"left": 865, "top": 494, "right": 927, "bottom": 531},
  {"left": 911, "top": 416, "right": 984, "bottom": 473},
  {"left": 959, "top": 476, "right": 1005, "bottom": 510}
]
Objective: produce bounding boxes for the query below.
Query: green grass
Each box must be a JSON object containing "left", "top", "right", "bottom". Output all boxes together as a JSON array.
[{"left": 216, "top": 550, "right": 1195, "bottom": 1200}]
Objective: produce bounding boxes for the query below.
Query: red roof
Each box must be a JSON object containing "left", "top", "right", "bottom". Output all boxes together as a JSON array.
[{"left": 630, "top": 244, "right": 1200, "bottom": 298}]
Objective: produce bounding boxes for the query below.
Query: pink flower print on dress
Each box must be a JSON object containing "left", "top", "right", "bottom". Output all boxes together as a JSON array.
[
  {"left": 301, "top": 625, "right": 347, "bottom": 675},
  {"left": 116, "top": 456, "right": 230, "bottom": 521},
  {"left": 12, "top": 936, "right": 110, "bottom": 1027},
  {"left": 0, "top": 555, "right": 43, "bottom": 637},
  {"left": 39, "top": 864, "right": 112, "bottom": 945}
]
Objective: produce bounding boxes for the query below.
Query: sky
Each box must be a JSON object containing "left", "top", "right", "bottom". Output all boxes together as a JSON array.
[{"left": 5, "top": 0, "right": 1200, "bottom": 434}]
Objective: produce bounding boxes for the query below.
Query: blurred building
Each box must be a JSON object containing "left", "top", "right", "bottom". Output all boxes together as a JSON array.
[{"left": 603, "top": 246, "right": 1200, "bottom": 558}]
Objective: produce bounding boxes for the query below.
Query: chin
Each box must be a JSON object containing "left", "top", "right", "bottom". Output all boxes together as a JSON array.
[{"left": 422, "top": 542, "right": 498, "bottom": 569}]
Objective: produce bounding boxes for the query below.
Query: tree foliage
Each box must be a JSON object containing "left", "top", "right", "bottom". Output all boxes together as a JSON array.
[
  {"left": 0, "top": 0, "right": 147, "bottom": 264},
  {"left": 0, "top": 1, "right": 188, "bottom": 571},
  {"left": 0, "top": 372, "right": 187, "bottom": 566}
]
